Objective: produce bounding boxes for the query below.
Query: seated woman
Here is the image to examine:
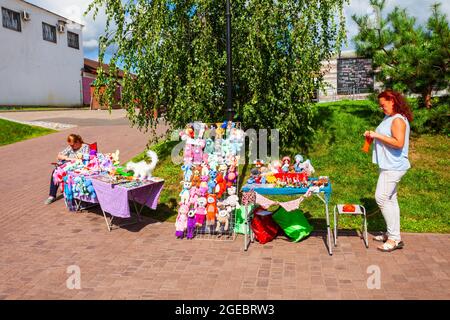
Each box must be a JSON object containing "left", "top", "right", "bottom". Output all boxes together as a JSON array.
[{"left": 45, "top": 134, "right": 89, "bottom": 205}]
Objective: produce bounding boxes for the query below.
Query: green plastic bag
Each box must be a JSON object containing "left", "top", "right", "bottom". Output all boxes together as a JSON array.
[
  {"left": 234, "top": 204, "right": 254, "bottom": 234},
  {"left": 272, "top": 207, "right": 313, "bottom": 242}
]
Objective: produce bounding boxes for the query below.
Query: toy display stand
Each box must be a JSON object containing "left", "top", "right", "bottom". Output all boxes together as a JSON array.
[
  {"left": 241, "top": 178, "right": 333, "bottom": 255},
  {"left": 333, "top": 204, "right": 368, "bottom": 248}
]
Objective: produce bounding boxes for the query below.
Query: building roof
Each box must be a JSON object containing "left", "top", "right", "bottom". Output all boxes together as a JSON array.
[
  {"left": 20, "top": 0, "right": 84, "bottom": 27},
  {"left": 84, "top": 58, "right": 125, "bottom": 79}
]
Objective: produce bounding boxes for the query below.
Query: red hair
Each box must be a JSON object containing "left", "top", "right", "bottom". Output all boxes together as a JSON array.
[{"left": 378, "top": 90, "right": 413, "bottom": 122}]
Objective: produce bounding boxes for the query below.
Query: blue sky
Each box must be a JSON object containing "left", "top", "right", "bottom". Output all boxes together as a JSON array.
[{"left": 27, "top": 0, "right": 450, "bottom": 62}]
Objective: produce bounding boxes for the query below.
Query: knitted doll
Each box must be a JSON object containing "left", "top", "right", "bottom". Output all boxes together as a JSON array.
[
  {"left": 195, "top": 197, "right": 207, "bottom": 227},
  {"left": 216, "top": 207, "right": 230, "bottom": 233},
  {"left": 204, "top": 138, "right": 215, "bottom": 155},
  {"left": 199, "top": 175, "right": 209, "bottom": 196},
  {"left": 215, "top": 172, "right": 227, "bottom": 199},
  {"left": 175, "top": 204, "right": 189, "bottom": 239},
  {"left": 294, "top": 154, "right": 304, "bottom": 173},
  {"left": 282, "top": 156, "right": 291, "bottom": 173},
  {"left": 206, "top": 194, "right": 218, "bottom": 230},
  {"left": 184, "top": 142, "right": 193, "bottom": 164},
  {"left": 207, "top": 170, "right": 217, "bottom": 194},
  {"left": 181, "top": 164, "right": 193, "bottom": 182},
  {"left": 186, "top": 210, "right": 196, "bottom": 239},
  {"left": 192, "top": 140, "right": 205, "bottom": 164},
  {"left": 189, "top": 186, "right": 199, "bottom": 208},
  {"left": 179, "top": 181, "right": 191, "bottom": 205}
]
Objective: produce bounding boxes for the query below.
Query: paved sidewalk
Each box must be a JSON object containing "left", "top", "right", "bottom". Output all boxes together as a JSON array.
[{"left": 0, "top": 112, "right": 449, "bottom": 300}]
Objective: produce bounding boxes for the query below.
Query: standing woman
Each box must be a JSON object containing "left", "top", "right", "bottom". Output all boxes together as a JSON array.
[{"left": 365, "top": 90, "right": 413, "bottom": 252}]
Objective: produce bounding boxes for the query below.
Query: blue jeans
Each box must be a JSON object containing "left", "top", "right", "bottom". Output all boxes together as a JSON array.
[{"left": 49, "top": 169, "right": 59, "bottom": 197}]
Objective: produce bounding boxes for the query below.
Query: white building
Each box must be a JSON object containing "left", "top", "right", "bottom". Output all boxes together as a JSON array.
[{"left": 0, "top": 0, "right": 84, "bottom": 106}]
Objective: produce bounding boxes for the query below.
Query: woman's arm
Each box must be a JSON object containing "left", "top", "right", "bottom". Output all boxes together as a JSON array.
[{"left": 366, "top": 118, "right": 406, "bottom": 149}]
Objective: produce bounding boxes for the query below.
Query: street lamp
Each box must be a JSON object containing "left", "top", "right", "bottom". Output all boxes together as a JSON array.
[{"left": 226, "top": 0, "right": 234, "bottom": 121}]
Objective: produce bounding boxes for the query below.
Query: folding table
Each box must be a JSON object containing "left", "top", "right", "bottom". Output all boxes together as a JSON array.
[
  {"left": 91, "top": 177, "right": 164, "bottom": 231},
  {"left": 241, "top": 179, "right": 333, "bottom": 255}
]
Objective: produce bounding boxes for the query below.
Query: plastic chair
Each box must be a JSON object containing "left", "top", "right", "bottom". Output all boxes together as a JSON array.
[{"left": 333, "top": 204, "right": 368, "bottom": 248}]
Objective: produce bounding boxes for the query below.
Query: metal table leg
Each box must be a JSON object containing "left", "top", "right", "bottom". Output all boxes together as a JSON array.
[{"left": 316, "top": 193, "right": 333, "bottom": 256}]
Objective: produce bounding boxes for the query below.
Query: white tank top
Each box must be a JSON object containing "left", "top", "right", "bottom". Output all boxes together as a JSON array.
[{"left": 372, "top": 114, "right": 411, "bottom": 171}]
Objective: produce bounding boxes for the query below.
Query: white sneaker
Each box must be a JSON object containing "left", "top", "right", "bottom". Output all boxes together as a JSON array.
[{"left": 44, "top": 196, "right": 55, "bottom": 205}]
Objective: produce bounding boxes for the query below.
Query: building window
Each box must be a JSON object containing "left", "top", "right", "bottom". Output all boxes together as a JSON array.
[
  {"left": 42, "top": 22, "right": 56, "bottom": 43},
  {"left": 2, "top": 7, "right": 21, "bottom": 32},
  {"left": 67, "top": 31, "right": 79, "bottom": 49}
]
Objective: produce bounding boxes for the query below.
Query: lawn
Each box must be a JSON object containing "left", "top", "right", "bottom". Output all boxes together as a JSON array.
[
  {"left": 133, "top": 100, "right": 450, "bottom": 233},
  {"left": 0, "top": 118, "right": 56, "bottom": 146}
]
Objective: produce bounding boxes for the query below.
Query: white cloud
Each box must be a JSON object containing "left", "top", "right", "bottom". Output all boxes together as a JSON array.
[
  {"left": 344, "top": 0, "right": 450, "bottom": 50},
  {"left": 25, "top": 0, "right": 108, "bottom": 59},
  {"left": 27, "top": 0, "right": 450, "bottom": 55}
]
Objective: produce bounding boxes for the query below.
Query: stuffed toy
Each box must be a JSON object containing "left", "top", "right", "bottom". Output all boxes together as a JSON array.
[
  {"left": 215, "top": 172, "right": 227, "bottom": 198},
  {"left": 175, "top": 204, "right": 189, "bottom": 239},
  {"left": 204, "top": 138, "right": 215, "bottom": 155},
  {"left": 192, "top": 141, "right": 205, "bottom": 165},
  {"left": 199, "top": 175, "right": 209, "bottom": 196},
  {"left": 216, "top": 207, "right": 230, "bottom": 233},
  {"left": 184, "top": 142, "right": 193, "bottom": 164},
  {"left": 221, "top": 139, "right": 231, "bottom": 158},
  {"left": 208, "top": 170, "right": 217, "bottom": 194},
  {"left": 126, "top": 150, "right": 158, "bottom": 180},
  {"left": 206, "top": 194, "right": 218, "bottom": 228},
  {"left": 229, "top": 128, "right": 244, "bottom": 155},
  {"left": 216, "top": 123, "right": 225, "bottom": 139},
  {"left": 218, "top": 163, "right": 228, "bottom": 177},
  {"left": 282, "top": 156, "right": 291, "bottom": 173},
  {"left": 186, "top": 210, "right": 196, "bottom": 239},
  {"left": 208, "top": 153, "right": 218, "bottom": 171},
  {"left": 294, "top": 154, "right": 304, "bottom": 173},
  {"left": 181, "top": 164, "right": 193, "bottom": 182},
  {"left": 299, "top": 159, "right": 315, "bottom": 176},
  {"left": 214, "top": 139, "right": 222, "bottom": 154},
  {"left": 201, "top": 162, "right": 209, "bottom": 176},
  {"left": 269, "top": 160, "right": 282, "bottom": 174},
  {"left": 189, "top": 186, "right": 199, "bottom": 208},
  {"left": 179, "top": 181, "right": 191, "bottom": 205},
  {"left": 195, "top": 197, "right": 207, "bottom": 227},
  {"left": 226, "top": 170, "right": 237, "bottom": 187},
  {"left": 191, "top": 172, "right": 201, "bottom": 188},
  {"left": 111, "top": 150, "right": 120, "bottom": 166},
  {"left": 220, "top": 186, "right": 239, "bottom": 210}
]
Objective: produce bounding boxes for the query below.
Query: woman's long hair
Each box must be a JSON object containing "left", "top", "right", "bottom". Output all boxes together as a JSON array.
[
  {"left": 67, "top": 134, "right": 84, "bottom": 144},
  {"left": 378, "top": 90, "right": 413, "bottom": 122}
]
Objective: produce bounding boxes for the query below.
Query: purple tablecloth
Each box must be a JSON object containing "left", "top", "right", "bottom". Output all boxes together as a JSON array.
[{"left": 91, "top": 178, "right": 164, "bottom": 218}]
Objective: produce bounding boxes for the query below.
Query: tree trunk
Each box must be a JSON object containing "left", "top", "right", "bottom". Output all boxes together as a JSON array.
[{"left": 422, "top": 86, "right": 433, "bottom": 109}]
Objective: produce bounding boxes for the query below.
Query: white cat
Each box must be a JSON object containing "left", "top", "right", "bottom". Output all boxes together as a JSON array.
[{"left": 126, "top": 150, "right": 159, "bottom": 180}]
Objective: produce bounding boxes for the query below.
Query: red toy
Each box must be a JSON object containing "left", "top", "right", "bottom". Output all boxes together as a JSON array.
[
  {"left": 206, "top": 194, "right": 218, "bottom": 226},
  {"left": 215, "top": 172, "right": 227, "bottom": 198}
]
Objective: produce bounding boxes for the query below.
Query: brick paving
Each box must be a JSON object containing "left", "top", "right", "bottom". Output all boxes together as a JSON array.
[{"left": 0, "top": 111, "right": 449, "bottom": 300}]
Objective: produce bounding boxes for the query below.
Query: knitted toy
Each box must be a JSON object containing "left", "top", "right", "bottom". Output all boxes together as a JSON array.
[
  {"left": 208, "top": 170, "right": 217, "bottom": 194},
  {"left": 221, "top": 139, "right": 231, "bottom": 158},
  {"left": 226, "top": 170, "right": 237, "bottom": 187},
  {"left": 282, "top": 156, "right": 291, "bottom": 173},
  {"left": 206, "top": 194, "right": 218, "bottom": 228},
  {"left": 195, "top": 197, "right": 207, "bottom": 227},
  {"left": 216, "top": 207, "right": 230, "bottom": 233},
  {"left": 201, "top": 162, "right": 209, "bottom": 176},
  {"left": 218, "top": 163, "right": 228, "bottom": 177},
  {"left": 208, "top": 153, "right": 218, "bottom": 171},
  {"left": 215, "top": 172, "right": 227, "bottom": 198},
  {"left": 175, "top": 204, "right": 189, "bottom": 239},
  {"left": 186, "top": 210, "right": 196, "bottom": 239},
  {"left": 189, "top": 186, "right": 199, "bottom": 208},
  {"left": 181, "top": 164, "right": 193, "bottom": 182},
  {"left": 294, "top": 154, "right": 304, "bottom": 173},
  {"left": 204, "top": 138, "right": 215, "bottom": 154},
  {"left": 221, "top": 186, "right": 239, "bottom": 210},
  {"left": 229, "top": 128, "right": 244, "bottom": 156},
  {"left": 199, "top": 175, "right": 209, "bottom": 196},
  {"left": 216, "top": 123, "right": 225, "bottom": 139},
  {"left": 179, "top": 181, "right": 191, "bottom": 205},
  {"left": 192, "top": 140, "right": 205, "bottom": 164},
  {"left": 184, "top": 142, "right": 194, "bottom": 164}
]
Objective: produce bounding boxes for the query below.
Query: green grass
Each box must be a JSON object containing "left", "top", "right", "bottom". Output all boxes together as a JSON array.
[
  {"left": 0, "top": 119, "right": 56, "bottom": 146},
  {"left": 131, "top": 100, "right": 450, "bottom": 233}
]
